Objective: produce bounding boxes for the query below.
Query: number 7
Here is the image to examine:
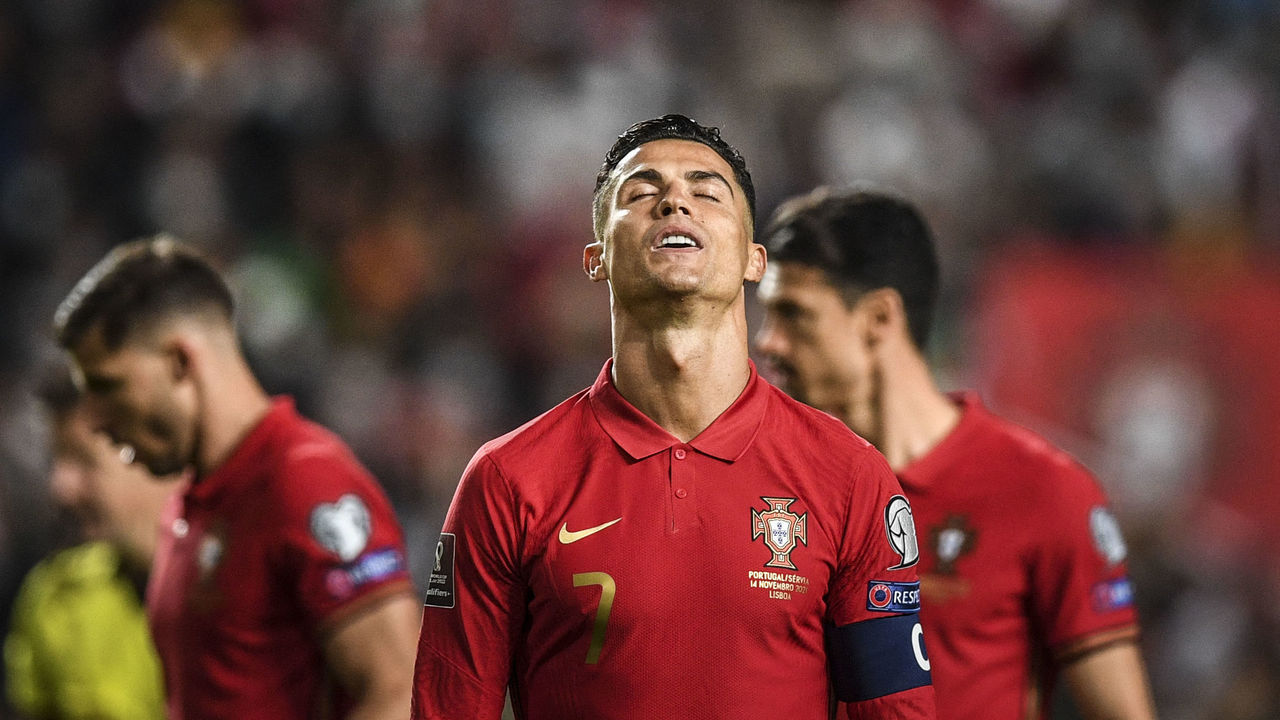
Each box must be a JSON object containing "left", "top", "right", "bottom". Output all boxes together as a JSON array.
[{"left": 572, "top": 572, "right": 616, "bottom": 664}]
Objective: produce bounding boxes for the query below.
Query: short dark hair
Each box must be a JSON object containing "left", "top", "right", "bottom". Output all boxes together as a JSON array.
[
  {"left": 592, "top": 114, "right": 756, "bottom": 239},
  {"left": 762, "top": 186, "right": 940, "bottom": 350},
  {"left": 36, "top": 361, "right": 82, "bottom": 417},
  {"left": 54, "top": 235, "right": 235, "bottom": 351}
]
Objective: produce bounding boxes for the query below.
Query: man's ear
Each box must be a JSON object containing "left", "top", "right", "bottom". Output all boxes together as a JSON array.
[
  {"left": 744, "top": 242, "right": 767, "bottom": 283},
  {"left": 165, "top": 334, "right": 196, "bottom": 382},
  {"left": 858, "top": 288, "right": 907, "bottom": 348},
  {"left": 584, "top": 241, "right": 607, "bottom": 282}
]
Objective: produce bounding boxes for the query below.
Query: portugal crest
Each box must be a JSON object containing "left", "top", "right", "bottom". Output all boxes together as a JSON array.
[{"left": 751, "top": 497, "right": 808, "bottom": 570}]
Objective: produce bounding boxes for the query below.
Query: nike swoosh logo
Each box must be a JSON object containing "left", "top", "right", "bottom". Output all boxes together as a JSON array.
[{"left": 558, "top": 517, "right": 622, "bottom": 544}]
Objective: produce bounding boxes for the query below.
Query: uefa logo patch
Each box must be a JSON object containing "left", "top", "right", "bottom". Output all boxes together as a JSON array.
[
  {"left": 869, "top": 583, "right": 894, "bottom": 609},
  {"left": 865, "top": 580, "right": 921, "bottom": 613}
]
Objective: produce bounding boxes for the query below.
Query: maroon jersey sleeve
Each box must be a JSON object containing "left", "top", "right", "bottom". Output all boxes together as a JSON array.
[
  {"left": 1028, "top": 462, "right": 1139, "bottom": 659},
  {"left": 828, "top": 450, "right": 936, "bottom": 719},
  {"left": 272, "top": 444, "right": 414, "bottom": 634},
  {"left": 412, "top": 451, "right": 523, "bottom": 720}
]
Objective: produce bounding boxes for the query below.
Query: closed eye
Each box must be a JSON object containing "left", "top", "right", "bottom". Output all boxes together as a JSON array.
[
  {"left": 83, "top": 374, "right": 123, "bottom": 395},
  {"left": 768, "top": 301, "right": 806, "bottom": 322}
]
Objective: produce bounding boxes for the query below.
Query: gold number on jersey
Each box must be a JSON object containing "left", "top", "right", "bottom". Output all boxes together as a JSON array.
[{"left": 572, "top": 572, "right": 615, "bottom": 664}]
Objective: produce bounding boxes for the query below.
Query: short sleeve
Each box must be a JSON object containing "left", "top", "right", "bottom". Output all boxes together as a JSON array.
[
  {"left": 1029, "top": 464, "right": 1139, "bottom": 658},
  {"left": 412, "top": 452, "right": 524, "bottom": 720},
  {"left": 827, "top": 450, "right": 936, "bottom": 719},
  {"left": 271, "top": 446, "right": 414, "bottom": 634},
  {"left": 826, "top": 450, "right": 926, "bottom": 626}
]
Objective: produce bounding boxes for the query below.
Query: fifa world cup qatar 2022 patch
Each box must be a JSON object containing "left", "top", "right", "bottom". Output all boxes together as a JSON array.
[
  {"left": 748, "top": 497, "right": 813, "bottom": 601},
  {"left": 424, "top": 532, "right": 456, "bottom": 609},
  {"left": 883, "top": 495, "right": 920, "bottom": 570}
]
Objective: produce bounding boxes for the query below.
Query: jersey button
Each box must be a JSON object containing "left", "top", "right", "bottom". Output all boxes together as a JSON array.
[
  {"left": 675, "top": 488, "right": 688, "bottom": 499},
  {"left": 172, "top": 518, "right": 189, "bottom": 538},
  {"left": 674, "top": 448, "right": 687, "bottom": 460}
]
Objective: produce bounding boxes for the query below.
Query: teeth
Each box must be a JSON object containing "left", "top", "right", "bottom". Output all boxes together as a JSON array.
[{"left": 659, "top": 235, "right": 697, "bottom": 248}]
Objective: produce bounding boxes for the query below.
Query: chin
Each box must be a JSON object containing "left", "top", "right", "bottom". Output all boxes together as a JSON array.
[{"left": 652, "top": 274, "right": 702, "bottom": 295}]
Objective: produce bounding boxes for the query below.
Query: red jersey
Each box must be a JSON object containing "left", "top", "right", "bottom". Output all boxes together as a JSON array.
[
  {"left": 899, "top": 393, "right": 1139, "bottom": 720},
  {"left": 148, "top": 398, "right": 415, "bottom": 720},
  {"left": 413, "top": 361, "right": 935, "bottom": 720}
]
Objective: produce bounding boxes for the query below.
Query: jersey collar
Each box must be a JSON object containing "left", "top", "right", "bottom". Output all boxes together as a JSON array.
[
  {"left": 587, "top": 358, "right": 768, "bottom": 463},
  {"left": 187, "top": 396, "right": 296, "bottom": 504},
  {"left": 897, "top": 391, "right": 987, "bottom": 487}
]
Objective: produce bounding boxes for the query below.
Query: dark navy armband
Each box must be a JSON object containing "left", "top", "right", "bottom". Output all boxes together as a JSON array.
[{"left": 825, "top": 613, "right": 932, "bottom": 702}]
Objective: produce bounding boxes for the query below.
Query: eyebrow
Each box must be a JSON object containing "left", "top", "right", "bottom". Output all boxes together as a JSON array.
[
  {"left": 618, "top": 168, "right": 736, "bottom": 198},
  {"left": 686, "top": 170, "right": 735, "bottom": 196}
]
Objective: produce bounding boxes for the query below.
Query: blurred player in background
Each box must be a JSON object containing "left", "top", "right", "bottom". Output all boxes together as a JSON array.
[
  {"left": 755, "top": 186, "right": 1157, "bottom": 720},
  {"left": 52, "top": 237, "right": 420, "bottom": 720},
  {"left": 5, "top": 364, "right": 176, "bottom": 720},
  {"left": 412, "top": 115, "right": 935, "bottom": 719}
]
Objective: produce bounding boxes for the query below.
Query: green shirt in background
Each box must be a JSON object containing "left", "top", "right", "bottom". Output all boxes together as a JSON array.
[{"left": 5, "top": 542, "right": 166, "bottom": 720}]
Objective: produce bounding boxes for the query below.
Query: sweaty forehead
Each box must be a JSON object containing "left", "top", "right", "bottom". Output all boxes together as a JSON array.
[
  {"left": 612, "top": 139, "right": 736, "bottom": 184},
  {"left": 68, "top": 323, "right": 120, "bottom": 367},
  {"left": 759, "top": 263, "right": 837, "bottom": 301},
  {"left": 764, "top": 263, "right": 831, "bottom": 290},
  {"left": 68, "top": 324, "right": 155, "bottom": 378}
]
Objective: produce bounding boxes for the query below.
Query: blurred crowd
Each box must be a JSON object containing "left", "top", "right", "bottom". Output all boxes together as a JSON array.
[{"left": 0, "top": 0, "right": 1277, "bottom": 717}]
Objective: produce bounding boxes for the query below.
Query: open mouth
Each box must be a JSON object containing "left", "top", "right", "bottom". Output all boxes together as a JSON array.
[{"left": 652, "top": 230, "right": 703, "bottom": 251}]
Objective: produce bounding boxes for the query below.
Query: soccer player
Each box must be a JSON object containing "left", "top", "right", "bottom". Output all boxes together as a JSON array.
[
  {"left": 754, "top": 186, "right": 1157, "bottom": 720},
  {"left": 5, "top": 365, "right": 175, "bottom": 720},
  {"left": 411, "top": 115, "right": 935, "bottom": 720},
  {"left": 52, "top": 237, "right": 421, "bottom": 720}
]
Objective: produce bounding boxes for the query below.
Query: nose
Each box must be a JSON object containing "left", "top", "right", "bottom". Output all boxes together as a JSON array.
[
  {"left": 754, "top": 317, "right": 787, "bottom": 358},
  {"left": 657, "top": 185, "right": 692, "bottom": 217}
]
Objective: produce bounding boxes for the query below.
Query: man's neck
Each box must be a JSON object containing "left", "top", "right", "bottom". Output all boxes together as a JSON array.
[
  {"left": 859, "top": 349, "right": 960, "bottom": 472},
  {"left": 610, "top": 301, "right": 752, "bottom": 442},
  {"left": 193, "top": 359, "right": 273, "bottom": 478}
]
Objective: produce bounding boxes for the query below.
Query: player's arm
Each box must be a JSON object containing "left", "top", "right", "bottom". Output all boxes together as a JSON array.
[
  {"left": 412, "top": 452, "right": 524, "bottom": 720},
  {"left": 829, "top": 451, "right": 936, "bottom": 720},
  {"left": 274, "top": 449, "right": 421, "bottom": 720},
  {"left": 5, "top": 565, "right": 51, "bottom": 719},
  {"left": 1029, "top": 456, "right": 1162, "bottom": 712},
  {"left": 1060, "top": 641, "right": 1157, "bottom": 720},
  {"left": 829, "top": 614, "right": 936, "bottom": 720},
  {"left": 323, "top": 592, "right": 422, "bottom": 720},
  {"left": 1031, "top": 463, "right": 1152, "bottom": 720}
]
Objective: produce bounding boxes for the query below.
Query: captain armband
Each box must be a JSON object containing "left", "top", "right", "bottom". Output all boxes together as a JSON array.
[{"left": 825, "top": 613, "right": 932, "bottom": 702}]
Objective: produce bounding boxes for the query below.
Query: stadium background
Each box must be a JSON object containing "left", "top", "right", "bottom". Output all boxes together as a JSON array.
[{"left": 0, "top": 0, "right": 1277, "bottom": 717}]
